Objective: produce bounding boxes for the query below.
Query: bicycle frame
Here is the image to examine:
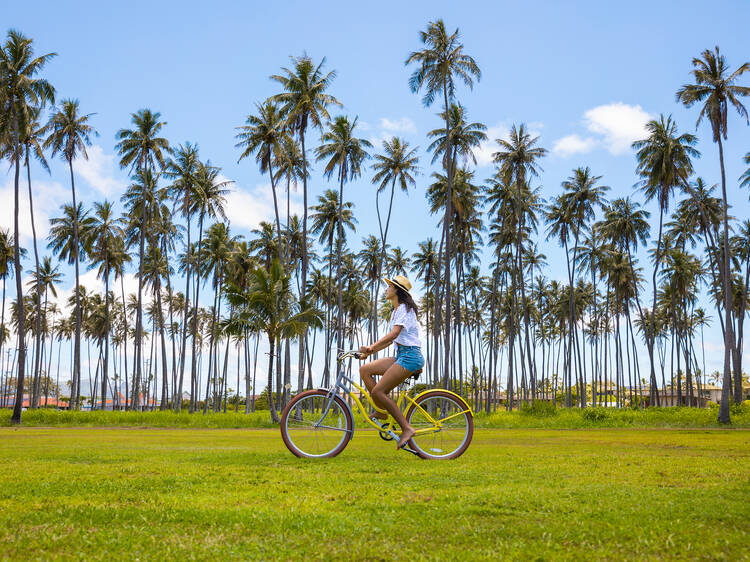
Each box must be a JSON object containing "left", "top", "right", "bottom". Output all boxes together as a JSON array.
[{"left": 314, "top": 356, "right": 473, "bottom": 442}]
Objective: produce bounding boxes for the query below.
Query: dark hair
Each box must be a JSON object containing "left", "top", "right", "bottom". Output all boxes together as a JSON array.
[{"left": 396, "top": 286, "right": 419, "bottom": 316}]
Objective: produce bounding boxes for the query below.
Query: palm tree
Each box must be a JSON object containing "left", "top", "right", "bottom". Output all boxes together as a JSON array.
[
  {"left": 676, "top": 47, "right": 750, "bottom": 419},
  {"left": 492, "top": 124, "right": 547, "bottom": 407},
  {"left": 164, "top": 142, "right": 200, "bottom": 410},
  {"left": 270, "top": 56, "right": 341, "bottom": 390},
  {"left": 188, "top": 162, "right": 230, "bottom": 411},
  {"left": 47, "top": 203, "right": 94, "bottom": 406},
  {"left": 311, "top": 189, "right": 356, "bottom": 385},
  {"left": 406, "top": 20, "right": 481, "bottom": 388},
  {"left": 315, "top": 115, "right": 370, "bottom": 363},
  {"left": 1, "top": 30, "right": 56, "bottom": 423},
  {"left": 26, "top": 256, "right": 61, "bottom": 406},
  {"left": 225, "top": 259, "right": 321, "bottom": 422},
  {"left": 18, "top": 106, "right": 54, "bottom": 402},
  {"left": 0, "top": 229, "right": 20, "bottom": 397},
  {"left": 632, "top": 115, "right": 698, "bottom": 413},
  {"left": 236, "top": 101, "right": 286, "bottom": 261},
  {"left": 370, "top": 137, "right": 420, "bottom": 331},
  {"left": 86, "top": 201, "right": 124, "bottom": 409},
  {"left": 273, "top": 134, "right": 307, "bottom": 260},
  {"left": 115, "top": 109, "right": 169, "bottom": 409},
  {"left": 599, "top": 197, "right": 654, "bottom": 402},
  {"left": 558, "top": 167, "right": 609, "bottom": 407},
  {"left": 357, "top": 235, "right": 384, "bottom": 341}
]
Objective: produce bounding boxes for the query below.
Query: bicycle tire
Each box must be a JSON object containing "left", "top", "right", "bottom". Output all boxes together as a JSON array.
[
  {"left": 404, "top": 390, "right": 473, "bottom": 460},
  {"left": 280, "top": 389, "right": 353, "bottom": 458}
]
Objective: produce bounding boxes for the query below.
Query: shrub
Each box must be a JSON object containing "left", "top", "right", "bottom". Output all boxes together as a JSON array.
[
  {"left": 581, "top": 407, "right": 610, "bottom": 422},
  {"left": 519, "top": 401, "right": 557, "bottom": 417}
]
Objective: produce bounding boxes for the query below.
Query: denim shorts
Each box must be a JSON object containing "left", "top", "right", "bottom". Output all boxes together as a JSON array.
[{"left": 395, "top": 345, "right": 425, "bottom": 373}]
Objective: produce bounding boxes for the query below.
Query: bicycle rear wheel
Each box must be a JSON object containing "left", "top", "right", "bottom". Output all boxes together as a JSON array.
[
  {"left": 280, "top": 390, "right": 353, "bottom": 458},
  {"left": 405, "top": 391, "right": 473, "bottom": 459}
]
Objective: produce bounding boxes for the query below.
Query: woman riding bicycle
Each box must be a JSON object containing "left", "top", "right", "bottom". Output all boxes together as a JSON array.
[{"left": 359, "top": 275, "right": 425, "bottom": 450}]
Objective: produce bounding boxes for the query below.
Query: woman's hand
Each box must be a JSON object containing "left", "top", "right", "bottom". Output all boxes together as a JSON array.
[{"left": 358, "top": 345, "right": 373, "bottom": 358}]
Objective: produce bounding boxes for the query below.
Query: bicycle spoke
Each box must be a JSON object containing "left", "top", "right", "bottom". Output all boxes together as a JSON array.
[
  {"left": 407, "top": 394, "right": 471, "bottom": 459},
  {"left": 283, "top": 393, "right": 351, "bottom": 458}
]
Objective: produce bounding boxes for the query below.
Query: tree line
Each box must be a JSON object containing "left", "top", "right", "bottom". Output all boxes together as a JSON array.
[{"left": 1, "top": 22, "right": 749, "bottom": 425}]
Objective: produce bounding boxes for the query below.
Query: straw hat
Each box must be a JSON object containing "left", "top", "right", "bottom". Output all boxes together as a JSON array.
[{"left": 384, "top": 275, "right": 412, "bottom": 293}]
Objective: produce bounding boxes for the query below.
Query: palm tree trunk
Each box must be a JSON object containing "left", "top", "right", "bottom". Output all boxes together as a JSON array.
[
  {"left": 68, "top": 159, "right": 82, "bottom": 410},
  {"left": 177, "top": 210, "right": 191, "bottom": 412},
  {"left": 267, "top": 335, "right": 279, "bottom": 423},
  {"left": 24, "top": 151, "right": 43, "bottom": 409},
  {"left": 10, "top": 118, "right": 26, "bottom": 424},
  {"left": 441, "top": 82, "right": 453, "bottom": 390},
  {"left": 298, "top": 128, "right": 309, "bottom": 407},
  {"left": 120, "top": 275, "right": 129, "bottom": 410},
  {"left": 101, "top": 272, "right": 110, "bottom": 410},
  {"left": 190, "top": 212, "right": 205, "bottom": 413},
  {"left": 335, "top": 172, "right": 346, "bottom": 366},
  {"left": 716, "top": 136, "right": 735, "bottom": 423}
]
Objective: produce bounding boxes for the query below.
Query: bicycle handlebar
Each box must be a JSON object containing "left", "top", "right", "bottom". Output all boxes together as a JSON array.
[{"left": 337, "top": 350, "right": 362, "bottom": 362}]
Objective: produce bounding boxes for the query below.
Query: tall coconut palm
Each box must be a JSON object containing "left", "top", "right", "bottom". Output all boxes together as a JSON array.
[
  {"left": 310, "top": 189, "right": 356, "bottom": 384},
  {"left": 270, "top": 55, "right": 341, "bottom": 391},
  {"left": 599, "top": 197, "right": 653, "bottom": 401},
  {"left": 164, "top": 142, "right": 199, "bottom": 410},
  {"left": 632, "top": 115, "right": 698, "bottom": 414},
  {"left": 273, "top": 134, "right": 307, "bottom": 262},
  {"left": 676, "top": 47, "right": 750, "bottom": 419},
  {"left": 1, "top": 30, "right": 56, "bottom": 423},
  {"left": 0, "top": 229, "right": 20, "bottom": 396},
  {"left": 47, "top": 203, "right": 94, "bottom": 406},
  {"left": 20, "top": 106, "right": 50, "bottom": 405},
  {"left": 121, "top": 169, "right": 161, "bottom": 408},
  {"left": 115, "top": 109, "right": 169, "bottom": 409},
  {"left": 406, "top": 20, "right": 481, "bottom": 388},
  {"left": 370, "top": 137, "right": 420, "bottom": 333},
  {"left": 236, "top": 101, "right": 286, "bottom": 261},
  {"left": 225, "top": 259, "right": 322, "bottom": 423},
  {"left": 315, "top": 115, "right": 370, "bottom": 362},
  {"left": 558, "top": 167, "right": 609, "bottom": 407},
  {"left": 492, "top": 124, "right": 547, "bottom": 407},
  {"left": 188, "top": 162, "right": 230, "bottom": 411},
  {"left": 26, "top": 256, "right": 61, "bottom": 405},
  {"left": 86, "top": 201, "right": 124, "bottom": 410}
]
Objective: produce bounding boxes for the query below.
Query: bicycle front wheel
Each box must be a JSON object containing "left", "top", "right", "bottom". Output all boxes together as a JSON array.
[
  {"left": 405, "top": 391, "right": 473, "bottom": 459},
  {"left": 280, "top": 390, "right": 353, "bottom": 458}
]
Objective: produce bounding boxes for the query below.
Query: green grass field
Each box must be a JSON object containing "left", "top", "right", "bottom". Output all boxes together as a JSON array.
[{"left": 0, "top": 427, "right": 748, "bottom": 560}]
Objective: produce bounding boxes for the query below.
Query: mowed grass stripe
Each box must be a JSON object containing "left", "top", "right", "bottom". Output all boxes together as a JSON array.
[{"left": 0, "top": 428, "right": 748, "bottom": 560}]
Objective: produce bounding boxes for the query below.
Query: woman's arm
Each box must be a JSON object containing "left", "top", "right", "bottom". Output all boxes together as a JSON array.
[{"left": 360, "top": 325, "right": 402, "bottom": 356}]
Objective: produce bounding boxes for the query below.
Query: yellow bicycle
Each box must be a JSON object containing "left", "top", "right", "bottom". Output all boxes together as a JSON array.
[{"left": 280, "top": 351, "right": 474, "bottom": 459}]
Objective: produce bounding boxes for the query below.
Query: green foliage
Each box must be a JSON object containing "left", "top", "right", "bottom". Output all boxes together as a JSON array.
[
  {"left": 581, "top": 407, "right": 610, "bottom": 422},
  {"left": 519, "top": 400, "right": 557, "bottom": 417},
  {"left": 3, "top": 406, "right": 750, "bottom": 429}
]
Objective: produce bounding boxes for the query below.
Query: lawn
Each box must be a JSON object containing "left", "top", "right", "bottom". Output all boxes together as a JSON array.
[{"left": 0, "top": 428, "right": 748, "bottom": 560}]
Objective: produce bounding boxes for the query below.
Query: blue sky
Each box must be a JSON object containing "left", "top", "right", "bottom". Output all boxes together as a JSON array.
[{"left": 3, "top": 0, "right": 750, "bottom": 387}]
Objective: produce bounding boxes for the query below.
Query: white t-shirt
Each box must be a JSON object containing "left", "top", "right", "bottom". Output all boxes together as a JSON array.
[{"left": 389, "top": 303, "right": 422, "bottom": 348}]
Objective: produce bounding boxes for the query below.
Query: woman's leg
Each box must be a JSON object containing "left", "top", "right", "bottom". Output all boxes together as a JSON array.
[
  {"left": 371, "top": 363, "right": 416, "bottom": 448},
  {"left": 359, "top": 357, "right": 395, "bottom": 419}
]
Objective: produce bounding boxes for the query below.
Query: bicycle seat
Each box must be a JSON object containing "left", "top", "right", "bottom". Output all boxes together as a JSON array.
[{"left": 410, "top": 368, "right": 423, "bottom": 380}]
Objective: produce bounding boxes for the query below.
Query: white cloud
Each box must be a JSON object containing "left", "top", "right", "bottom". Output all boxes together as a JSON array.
[
  {"left": 583, "top": 103, "right": 652, "bottom": 155},
  {"left": 74, "top": 145, "right": 127, "bottom": 196},
  {"left": 0, "top": 176, "right": 68, "bottom": 243},
  {"left": 552, "top": 103, "right": 653, "bottom": 158},
  {"left": 224, "top": 181, "right": 303, "bottom": 232},
  {"left": 379, "top": 117, "right": 416, "bottom": 134},
  {"left": 552, "top": 134, "right": 598, "bottom": 156}
]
